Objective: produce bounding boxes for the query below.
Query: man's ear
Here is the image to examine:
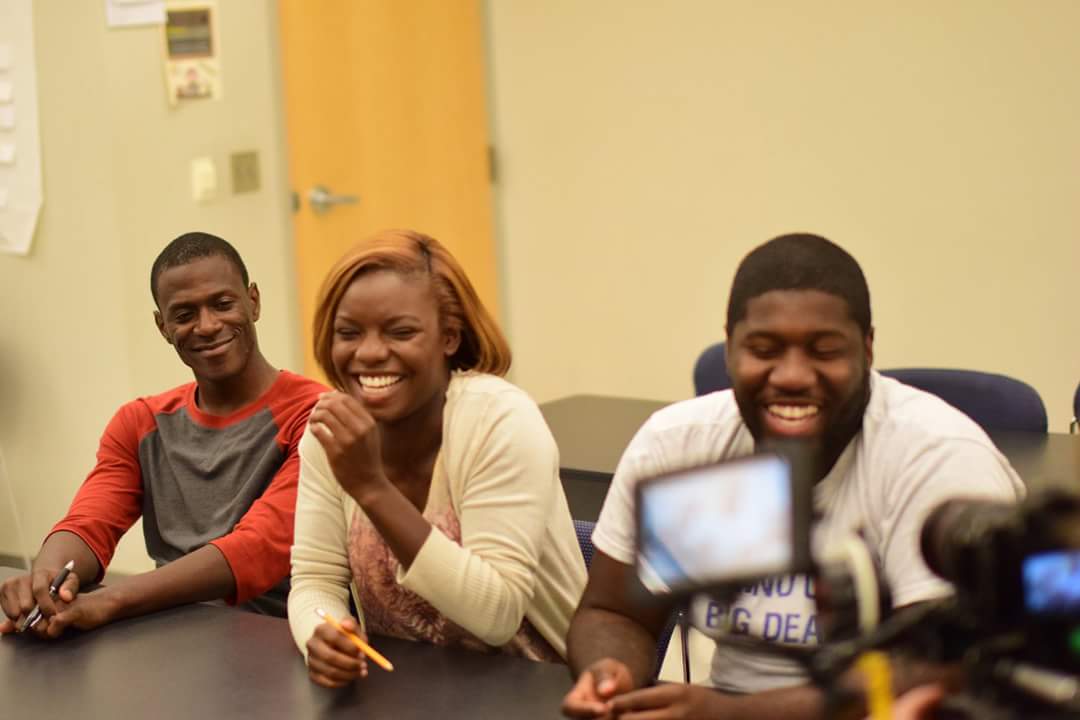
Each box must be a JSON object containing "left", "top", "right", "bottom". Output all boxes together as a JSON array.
[
  {"left": 864, "top": 327, "right": 875, "bottom": 368},
  {"left": 443, "top": 325, "right": 462, "bottom": 358},
  {"left": 248, "top": 283, "right": 261, "bottom": 322},
  {"left": 154, "top": 310, "right": 171, "bottom": 344}
]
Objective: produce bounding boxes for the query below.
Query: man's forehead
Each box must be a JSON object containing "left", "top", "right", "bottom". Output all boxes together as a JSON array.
[
  {"left": 737, "top": 289, "right": 859, "bottom": 332},
  {"left": 157, "top": 256, "right": 246, "bottom": 304}
]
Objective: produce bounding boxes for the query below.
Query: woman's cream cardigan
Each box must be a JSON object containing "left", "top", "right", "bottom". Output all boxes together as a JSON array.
[{"left": 287, "top": 372, "right": 587, "bottom": 660}]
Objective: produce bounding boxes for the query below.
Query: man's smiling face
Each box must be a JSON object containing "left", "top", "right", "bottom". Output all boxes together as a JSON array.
[
  {"left": 727, "top": 289, "right": 873, "bottom": 472},
  {"left": 153, "top": 255, "right": 261, "bottom": 384}
]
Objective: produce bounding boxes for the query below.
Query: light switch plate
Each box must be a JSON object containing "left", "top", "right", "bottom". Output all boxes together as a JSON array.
[{"left": 191, "top": 157, "right": 217, "bottom": 202}]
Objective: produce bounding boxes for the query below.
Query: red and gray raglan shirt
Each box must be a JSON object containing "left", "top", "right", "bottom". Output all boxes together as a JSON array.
[{"left": 49, "top": 370, "right": 326, "bottom": 610}]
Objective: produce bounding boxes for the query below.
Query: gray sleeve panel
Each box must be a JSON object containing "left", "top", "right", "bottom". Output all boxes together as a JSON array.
[{"left": 138, "top": 406, "right": 285, "bottom": 566}]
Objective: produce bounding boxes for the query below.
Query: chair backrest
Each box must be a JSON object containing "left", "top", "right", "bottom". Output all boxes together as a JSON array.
[
  {"left": 693, "top": 341, "right": 730, "bottom": 395},
  {"left": 881, "top": 368, "right": 1048, "bottom": 433},
  {"left": 573, "top": 519, "right": 597, "bottom": 569},
  {"left": 572, "top": 517, "right": 679, "bottom": 679}
]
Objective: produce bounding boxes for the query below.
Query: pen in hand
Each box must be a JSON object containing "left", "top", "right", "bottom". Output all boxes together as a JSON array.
[
  {"left": 18, "top": 560, "right": 75, "bottom": 633},
  {"left": 315, "top": 607, "right": 394, "bottom": 671}
]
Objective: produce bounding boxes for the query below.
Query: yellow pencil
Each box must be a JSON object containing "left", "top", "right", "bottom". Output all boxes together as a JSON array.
[{"left": 315, "top": 608, "right": 395, "bottom": 672}]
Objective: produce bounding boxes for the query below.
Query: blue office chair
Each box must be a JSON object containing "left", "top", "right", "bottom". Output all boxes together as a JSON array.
[
  {"left": 572, "top": 519, "right": 686, "bottom": 680},
  {"left": 1071, "top": 382, "right": 1079, "bottom": 434},
  {"left": 693, "top": 342, "right": 730, "bottom": 395},
  {"left": 573, "top": 519, "right": 597, "bottom": 569},
  {"left": 880, "top": 368, "right": 1047, "bottom": 433}
]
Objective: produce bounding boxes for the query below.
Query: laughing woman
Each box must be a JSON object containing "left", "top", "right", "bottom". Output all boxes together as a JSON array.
[{"left": 287, "top": 230, "right": 587, "bottom": 688}]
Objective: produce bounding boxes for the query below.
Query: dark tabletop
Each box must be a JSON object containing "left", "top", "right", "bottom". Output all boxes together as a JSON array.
[
  {"left": 0, "top": 568, "right": 571, "bottom": 720},
  {"left": 544, "top": 394, "right": 1080, "bottom": 521}
]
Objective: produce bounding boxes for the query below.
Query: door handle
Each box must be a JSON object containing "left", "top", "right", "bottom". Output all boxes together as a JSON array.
[{"left": 307, "top": 185, "right": 359, "bottom": 214}]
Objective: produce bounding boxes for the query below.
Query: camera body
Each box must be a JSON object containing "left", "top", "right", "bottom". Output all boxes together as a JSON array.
[
  {"left": 921, "top": 491, "right": 1080, "bottom": 673},
  {"left": 633, "top": 450, "right": 1080, "bottom": 717}
]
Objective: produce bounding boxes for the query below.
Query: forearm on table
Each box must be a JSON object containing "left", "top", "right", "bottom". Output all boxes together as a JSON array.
[
  {"left": 287, "top": 581, "right": 352, "bottom": 659},
  {"left": 98, "top": 544, "right": 236, "bottom": 622},
  {"left": 567, "top": 606, "right": 661, "bottom": 688},
  {"left": 34, "top": 531, "right": 101, "bottom": 585},
  {"left": 712, "top": 653, "right": 954, "bottom": 720},
  {"left": 709, "top": 683, "right": 836, "bottom": 720},
  {"left": 291, "top": 467, "right": 357, "bottom": 654}
]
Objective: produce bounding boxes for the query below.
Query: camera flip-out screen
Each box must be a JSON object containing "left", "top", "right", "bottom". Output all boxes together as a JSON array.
[
  {"left": 635, "top": 452, "right": 812, "bottom": 596},
  {"left": 1023, "top": 549, "right": 1080, "bottom": 616}
]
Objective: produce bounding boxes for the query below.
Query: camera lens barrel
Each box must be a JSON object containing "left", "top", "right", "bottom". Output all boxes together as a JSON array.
[{"left": 920, "top": 499, "right": 1019, "bottom": 590}]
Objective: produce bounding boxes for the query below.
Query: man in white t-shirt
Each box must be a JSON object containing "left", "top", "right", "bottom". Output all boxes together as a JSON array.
[{"left": 562, "top": 233, "right": 1024, "bottom": 719}]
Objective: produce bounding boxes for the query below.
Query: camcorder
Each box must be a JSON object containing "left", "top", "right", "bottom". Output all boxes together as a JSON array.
[
  {"left": 634, "top": 446, "right": 1080, "bottom": 719},
  {"left": 915, "top": 492, "right": 1080, "bottom": 717}
]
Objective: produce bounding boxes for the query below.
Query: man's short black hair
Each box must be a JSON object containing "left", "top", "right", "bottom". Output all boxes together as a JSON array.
[
  {"left": 726, "top": 233, "right": 872, "bottom": 335},
  {"left": 150, "top": 232, "right": 249, "bottom": 306}
]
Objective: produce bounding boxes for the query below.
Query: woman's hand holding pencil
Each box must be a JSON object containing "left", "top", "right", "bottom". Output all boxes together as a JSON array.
[{"left": 305, "top": 608, "right": 394, "bottom": 688}]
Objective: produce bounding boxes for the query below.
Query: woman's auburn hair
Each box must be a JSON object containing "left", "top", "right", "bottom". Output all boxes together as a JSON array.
[{"left": 312, "top": 229, "right": 512, "bottom": 389}]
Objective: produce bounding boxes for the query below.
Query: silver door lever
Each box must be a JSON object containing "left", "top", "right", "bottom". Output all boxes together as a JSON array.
[{"left": 308, "top": 185, "right": 359, "bottom": 214}]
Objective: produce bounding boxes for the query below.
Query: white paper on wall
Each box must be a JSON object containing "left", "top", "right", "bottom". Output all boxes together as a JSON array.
[
  {"left": 106, "top": 0, "right": 165, "bottom": 29},
  {"left": 0, "top": 0, "right": 42, "bottom": 256},
  {"left": 0, "top": 79, "right": 12, "bottom": 103}
]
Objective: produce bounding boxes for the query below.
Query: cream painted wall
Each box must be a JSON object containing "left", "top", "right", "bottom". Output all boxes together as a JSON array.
[
  {"left": 487, "top": 0, "right": 1080, "bottom": 431},
  {"left": 2, "top": 1, "right": 1078, "bottom": 572},
  {"left": 0, "top": 1, "right": 297, "bottom": 570}
]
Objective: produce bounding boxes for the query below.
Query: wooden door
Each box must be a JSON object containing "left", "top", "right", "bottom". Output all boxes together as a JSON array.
[{"left": 277, "top": 1, "right": 498, "bottom": 378}]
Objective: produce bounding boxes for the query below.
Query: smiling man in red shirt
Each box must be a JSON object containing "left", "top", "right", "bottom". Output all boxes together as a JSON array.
[{"left": 0, "top": 232, "right": 324, "bottom": 637}]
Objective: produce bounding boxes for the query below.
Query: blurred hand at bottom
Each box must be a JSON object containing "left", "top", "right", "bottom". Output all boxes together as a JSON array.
[
  {"left": 562, "top": 658, "right": 635, "bottom": 718},
  {"left": 875, "top": 684, "right": 945, "bottom": 720}
]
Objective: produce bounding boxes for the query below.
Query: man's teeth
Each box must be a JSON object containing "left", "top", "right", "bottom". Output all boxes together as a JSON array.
[
  {"left": 768, "top": 405, "right": 820, "bottom": 420},
  {"left": 357, "top": 375, "right": 402, "bottom": 389}
]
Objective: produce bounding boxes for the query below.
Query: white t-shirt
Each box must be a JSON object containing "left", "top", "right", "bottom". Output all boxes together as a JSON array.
[{"left": 592, "top": 371, "right": 1025, "bottom": 693}]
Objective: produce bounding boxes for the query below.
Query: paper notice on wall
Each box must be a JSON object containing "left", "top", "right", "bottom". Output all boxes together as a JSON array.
[
  {"left": 0, "top": 0, "right": 43, "bottom": 256},
  {"left": 105, "top": 0, "right": 165, "bottom": 28},
  {"left": 163, "top": 3, "right": 221, "bottom": 106},
  {"left": 0, "top": 200, "right": 40, "bottom": 254}
]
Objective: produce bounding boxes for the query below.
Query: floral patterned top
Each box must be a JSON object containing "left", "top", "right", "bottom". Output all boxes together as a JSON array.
[{"left": 347, "top": 460, "right": 562, "bottom": 663}]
